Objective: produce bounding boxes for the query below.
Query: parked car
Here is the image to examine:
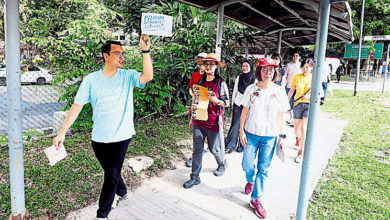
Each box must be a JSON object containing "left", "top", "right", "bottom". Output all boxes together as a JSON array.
[{"left": 0, "top": 65, "right": 53, "bottom": 86}]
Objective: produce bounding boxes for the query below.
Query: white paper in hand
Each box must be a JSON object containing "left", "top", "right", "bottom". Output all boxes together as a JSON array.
[
  {"left": 141, "top": 13, "right": 173, "bottom": 37},
  {"left": 275, "top": 142, "right": 286, "bottom": 163},
  {"left": 44, "top": 145, "right": 68, "bottom": 166}
]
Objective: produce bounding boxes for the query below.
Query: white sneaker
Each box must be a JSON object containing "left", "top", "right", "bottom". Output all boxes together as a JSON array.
[
  {"left": 111, "top": 193, "right": 127, "bottom": 209},
  {"left": 96, "top": 218, "right": 108, "bottom": 220}
]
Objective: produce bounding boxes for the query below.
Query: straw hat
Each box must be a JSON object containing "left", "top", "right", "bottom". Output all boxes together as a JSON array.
[{"left": 196, "top": 53, "right": 226, "bottom": 67}]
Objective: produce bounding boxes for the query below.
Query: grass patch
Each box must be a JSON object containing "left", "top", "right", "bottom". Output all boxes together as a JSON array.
[
  {"left": 331, "top": 75, "right": 351, "bottom": 81},
  {"left": 0, "top": 117, "right": 191, "bottom": 219},
  {"left": 308, "top": 90, "right": 390, "bottom": 219}
]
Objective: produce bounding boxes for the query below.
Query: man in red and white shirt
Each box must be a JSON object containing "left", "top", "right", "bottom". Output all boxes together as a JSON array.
[{"left": 188, "top": 52, "right": 207, "bottom": 95}]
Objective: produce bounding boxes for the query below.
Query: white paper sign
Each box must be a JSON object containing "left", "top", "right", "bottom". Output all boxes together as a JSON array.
[
  {"left": 141, "top": 13, "right": 173, "bottom": 37},
  {"left": 44, "top": 145, "right": 68, "bottom": 166}
]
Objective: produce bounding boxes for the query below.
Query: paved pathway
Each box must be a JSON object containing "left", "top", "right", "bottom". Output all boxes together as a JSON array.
[{"left": 67, "top": 111, "right": 347, "bottom": 220}]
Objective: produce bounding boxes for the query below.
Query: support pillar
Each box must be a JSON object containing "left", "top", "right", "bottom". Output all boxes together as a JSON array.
[
  {"left": 215, "top": 6, "right": 224, "bottom": 60},
  {"left": 296, "top": 0, "right": 331, "bottom": 219},
  {"left": 277, "top": 30, "right": 282, "bottom": 54},
  {"left": 6, "top": 0, "right": 27, "bottom": 219}
]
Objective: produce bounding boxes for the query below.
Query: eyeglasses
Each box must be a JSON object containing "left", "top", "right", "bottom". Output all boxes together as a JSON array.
[
  {"left": 261, "top": 67, "right": 275, "bottom": 73},
  {"left": 110, "top": 51, "right": 126, "bottom": 57}
]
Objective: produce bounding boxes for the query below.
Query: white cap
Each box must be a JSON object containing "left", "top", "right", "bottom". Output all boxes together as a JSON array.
[{"left": 197, "top": 52, "right": 208, "bottom": 58}]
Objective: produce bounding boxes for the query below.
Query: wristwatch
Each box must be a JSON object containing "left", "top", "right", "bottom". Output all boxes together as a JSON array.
[
  {"left": 142, "top": 49, "right": 150, "bottom": 53},
  {"left": 279, "top": 134, "right": 287, "bottom": 139}
]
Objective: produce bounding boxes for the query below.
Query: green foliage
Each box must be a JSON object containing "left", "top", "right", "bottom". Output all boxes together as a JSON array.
[
  {"left": 100, "top": 0, "right": 150, "bottom": 35},
  {"left": 6, "top": 0, "right": 253, "bottom": 130},
  {"left": 350, "top": 0, "right": 390, "bottom": 37}
]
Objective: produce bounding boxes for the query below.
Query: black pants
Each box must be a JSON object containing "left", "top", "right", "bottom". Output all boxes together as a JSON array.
[
  {"left": 225, "top": 104, "right": 243, "bottom": 151},
  {"left": 337, "top": 73, "right": 341, "bottom": 82},
  {"left": 92, "top": 139, "right": 130, "bottom": 218}
]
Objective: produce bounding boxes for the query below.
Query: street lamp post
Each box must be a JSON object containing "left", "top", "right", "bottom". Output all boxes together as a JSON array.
[{"left": 354, "top": 0, "right": 366, "bottom": 96}]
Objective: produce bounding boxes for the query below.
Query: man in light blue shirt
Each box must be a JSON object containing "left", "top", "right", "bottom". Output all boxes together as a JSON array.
[{"left": 53, "top": 35, "right": 153, "bottom": 219}]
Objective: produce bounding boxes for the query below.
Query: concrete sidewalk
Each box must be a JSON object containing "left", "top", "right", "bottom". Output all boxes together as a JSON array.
[{"left": 67, "top": 111, "right": 346, "bottom": 220}]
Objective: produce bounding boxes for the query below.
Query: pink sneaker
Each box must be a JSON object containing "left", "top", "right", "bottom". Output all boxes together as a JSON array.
[
  {"left": 250, "top": 199, "right": 267, "bottom": 218},
  {"left": 244, "top": 182, "right": 254, "bottom": 195}
]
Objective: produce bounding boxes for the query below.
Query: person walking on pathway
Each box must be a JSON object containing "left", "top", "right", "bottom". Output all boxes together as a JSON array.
[
  {"left": 183, "top": 53, "right": 230, "bottom": 189},
  {"left": 53, "top": 35, "right": 153, "bottom": 219},
  {"left": 284, "top": 52, "right": 301, "bottom": 125},
  {"left": 239, "top": 58, "right": 289, "bottom": 219},
  {"left": 287, "top": 60, "right": 312, "bottom": 163},
  {"left": 225, "top": 59, "right": 255, "bottom": 154},
  {"left": 336, "top": 62, "right": 344, "bottom": 83},
  {"left": 272, "top": 53, "right": 286, "bottom": 86},
  {"left": 320, "top": 63, "right": 331, "bottom": 105},
  {"left": 186, "top": 52, "right": 208, "bottom": 167}
]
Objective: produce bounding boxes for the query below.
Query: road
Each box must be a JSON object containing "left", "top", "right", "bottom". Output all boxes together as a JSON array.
[
  {"left": 331, "top": 78, "right": 390, "bottom": 91},
  {"left": 0, "top": 85, "right": 66, "bottom": 136}
]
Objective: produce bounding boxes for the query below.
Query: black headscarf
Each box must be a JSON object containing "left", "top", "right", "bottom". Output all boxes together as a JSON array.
[{"left": 238, "top": 59, "right": 255, "bottom": 94}]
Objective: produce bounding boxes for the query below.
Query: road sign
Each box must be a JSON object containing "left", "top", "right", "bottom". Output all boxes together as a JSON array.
[{"left": 344, "top": 44, "right": 384, "bottom": 59}]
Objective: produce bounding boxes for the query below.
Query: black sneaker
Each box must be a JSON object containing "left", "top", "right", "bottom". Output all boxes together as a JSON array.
[
  {"left": 185, "top": 157, "right": 192, "bottom": 167},
  {"left": 214, "top": 160, "right": 228, "bottom": 176},
  {"left": 183, "top": 178, "right": 201, "bottom": 189}
]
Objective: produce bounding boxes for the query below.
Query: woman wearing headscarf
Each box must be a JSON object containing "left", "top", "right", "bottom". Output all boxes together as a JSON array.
[
  {"left": 240, "top": 58, "right": 289, "bottom": 218},
  {"left": 183, "top": 53, "right": 230, "bottom": 189},
  {"left": 225, "top": 59, "right": 255, "bottom": 154}
]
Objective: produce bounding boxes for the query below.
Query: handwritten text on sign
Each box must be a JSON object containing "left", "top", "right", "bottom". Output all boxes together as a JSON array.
[{"left": 141, "top": 13, "right": 172, "bottom": 37}]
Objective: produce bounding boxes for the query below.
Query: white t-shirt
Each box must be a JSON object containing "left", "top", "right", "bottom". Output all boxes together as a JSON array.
[
  {"left": 285, "top": 62, "right": 301, "bottom": 88},
  {"left": 322, "top": 65, "right": 331, "bottom": 83},
  {"left": 241, "top": 83, "right": 290, "bottom": 137}
]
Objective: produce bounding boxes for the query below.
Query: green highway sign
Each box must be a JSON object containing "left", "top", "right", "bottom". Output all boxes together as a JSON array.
[{"left": 344, "top": 44, "right": 384, "bottom": 59}]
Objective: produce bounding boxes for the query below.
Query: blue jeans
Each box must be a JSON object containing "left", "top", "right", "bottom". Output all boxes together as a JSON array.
[{"left": 242, "top": 131, "right": 277, "bottom": 200}]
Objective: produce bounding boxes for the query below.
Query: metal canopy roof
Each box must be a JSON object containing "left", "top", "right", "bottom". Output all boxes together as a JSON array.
[{"left": 175, "top": 0, "right": 354, "bottom": 48}]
